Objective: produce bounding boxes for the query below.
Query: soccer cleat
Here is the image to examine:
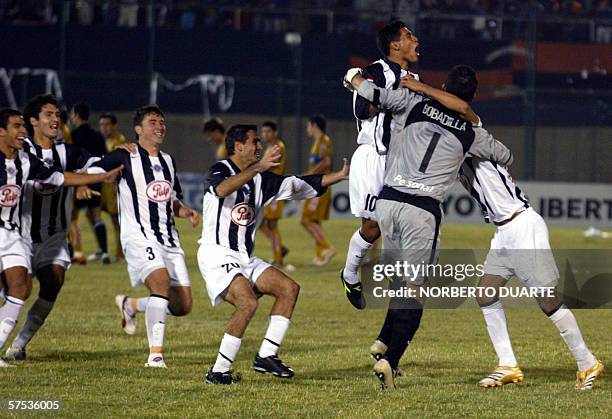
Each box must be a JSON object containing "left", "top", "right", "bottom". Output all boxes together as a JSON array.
[
  {"left": 71, "top": 254, "right": 87, "bottom": 265},
  {"left": 101, "top": 253, "right": 111, "bottom": 265},
  {"left": 253, "top": 354, "right": 294, "bottom": 378},
  {"left": 575, "top": 358, "right": 604, "bottom": 390},
  {"left": 144, "top": 354, "right": 167, "bottom": 368},
  {"left": 340, "top": 270, "right": 365, "bottom": 309},
  {"left": 4, "top": 347, "right": 26, "bottom": 361},
  {"left": 478, "top": 366, "right": 524, "bottom": 387},
  {"left": 205, "top": 368, "right": 239, "bottom": 385},
  {"left": 115, "top": 295, "right": 137, "bottom": 335},
  {"left": 87, "top": 249, "right": 103, "bottom": 262},
  {"left": 370, "top": 340, "right": 388, "bottom": 361},
  {"left": 0, "top": 357, "right": 16, "bottom": 368},
  {"left": 281, "top": 246, "right": 290, "bottom": 259},
  {"left": 373, "top": 359, "right": 397, "bottom": 390}
]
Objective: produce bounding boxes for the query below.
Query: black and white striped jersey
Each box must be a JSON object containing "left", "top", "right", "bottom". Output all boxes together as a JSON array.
[
  {"left": 88, "top": 145, "right": 183, "bottom": 247},
  {"left": 21, "top": 139, "right": 98, "bottom": 243},
  {"left": 0, "top": 148, "right": 64, "bottom": 233},
  {"left": 459, "top": 156, "right": 529, "bottom": 224},
  {"left": 353, "top": 58, "right": 418, "bottom": 155},
  {"left": 199, "top": 159, "right": 327, "bottom": 256}
]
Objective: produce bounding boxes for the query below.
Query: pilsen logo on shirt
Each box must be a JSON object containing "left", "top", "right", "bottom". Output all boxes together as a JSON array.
[
  {"left": 146, "top": 180, "right": 172, "bottom": 203},
  {"left": 0, "top": 185, "right": 21, "bottom": 207},
  {"left": 33, "top": 181, "right": 60, "bottom": 196},
  {"left": 230, "top": 202, "right": 255, "bottom": 227}
]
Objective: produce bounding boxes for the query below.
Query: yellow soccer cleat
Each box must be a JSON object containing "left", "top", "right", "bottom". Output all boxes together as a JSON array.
[
  {"left": 370, "top": 340, "right": 387, "bottom": 361},
  {"left": 576, "top": 359, "right": 604, "bottom": 390},
  {"left": 373, "top": 359, "right": 397, "bottom": 390},
  {"left": 479, "top": 366, "right": 524, "bottom": 388}
]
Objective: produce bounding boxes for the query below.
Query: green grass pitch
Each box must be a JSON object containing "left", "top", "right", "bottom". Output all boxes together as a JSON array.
[{"left": 3, "top": 217, "right": 611, "bottom": 418}]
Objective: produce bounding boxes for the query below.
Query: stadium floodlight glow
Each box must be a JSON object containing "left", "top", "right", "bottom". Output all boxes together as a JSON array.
[{"left": 284, "top": 32, "right": 302, "bottom": 47}]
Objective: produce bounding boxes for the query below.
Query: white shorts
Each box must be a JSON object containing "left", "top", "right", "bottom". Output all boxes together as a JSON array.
[
  {"left": 27, "top": 233, "right": 71, "bottom": 273},
  {"left": 0, "top": 228, "right": 31, "bottom": 274},
  {"left": 123, "top": 239, "right": 190, "bottom": 288},
  {"left": 484, "top": 208, "right": 559, "bottom": 288},
  {"left": 198, "top": 244, "right": 271, "bottom": 307},
  {"left": 349, "top": 144, "right": 386, "bottom": 221}
]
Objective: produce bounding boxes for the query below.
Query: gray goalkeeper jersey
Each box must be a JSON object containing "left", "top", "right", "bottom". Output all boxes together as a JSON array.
[{"left": 355, "top": 81, "right": 513, "bottom": 202}]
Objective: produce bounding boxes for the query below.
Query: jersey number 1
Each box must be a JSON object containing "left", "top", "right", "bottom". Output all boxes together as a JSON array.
[{"left": 418, "top": 133, "right": 441, "bottom": 173}]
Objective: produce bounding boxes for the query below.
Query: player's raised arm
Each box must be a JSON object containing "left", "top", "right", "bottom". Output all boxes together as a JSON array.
[{"left": 468, "top": 127, "right": 514, "bottom": 166}]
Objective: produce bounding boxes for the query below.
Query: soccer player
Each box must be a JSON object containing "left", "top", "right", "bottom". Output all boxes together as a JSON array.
[
  {"left": 344, "top": 66, "right": 513, "bottom": 389},
  {"left": 70, "top": 102, "right": 110, "bottom": 264},
  {"left": 0, "top": 108, "right": 121, "bottom": 367},
  {"left": 198, "top": 124, "right": 349, "bottom": 384},
  {"left": 341, "top": 20, "right": 420, "bottom": 310},
  {"left": 203, "top": 117, "right": 227, "bottom": 160},
  {"left": 446, "top": 71, "right": 604, "bottom": 390},
  {"left": 301, "top": 114, "right": 336, "bottom": 266},
  {"left": 88, "top": 105, "right": 199, "bottom": 368},
  {"left": 258, "top": 121, "right": 293, "bottom": 271},
  {"left": 99, "top": 113, "right": 127, "bottom": 260}
]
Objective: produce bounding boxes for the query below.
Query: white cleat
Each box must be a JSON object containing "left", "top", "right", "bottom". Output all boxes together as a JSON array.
[
  {"left": 115, "top": 295, "right": 137, "bottom": 335},
  {"left": 145, "top": 354, "right": 167, "bottom": 368},
  {"left": 4, "top": 347, "right": 26, "bottom": 361},
  {"left": 0, "top": 357, "right": 16, "bottom": 368}
]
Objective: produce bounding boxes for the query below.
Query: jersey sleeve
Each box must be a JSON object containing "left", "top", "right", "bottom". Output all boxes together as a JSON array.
[
  {"left": 356, "top": 79, "right": 424, "bottom": 115},
  {"left": 203, "top": 161, "right": 232, "bottom": 197},
  {"left": 27, "top": 153, "right": 64, "bottom": 185},
  {"left": 87, "top": 149, "right": 128, "bottom": 174},
  {"left": 171, "top": 156, "right": 184, "bottom": 202},
  {"left": 260, "top": 171, "right": 327, "bottom": 206},
  {"left": 467, "top": 127, "right": 513, "bottom": 166},
  {"left": 353, "top": 63, "right": 386, "bottom": 120}
]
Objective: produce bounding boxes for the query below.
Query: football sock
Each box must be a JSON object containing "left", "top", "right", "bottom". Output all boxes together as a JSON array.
[
  {"left": 377, "top": 308, "right": 395, "bottom": 346},
  {"left": 126, "top": 297, "right": 177, "bottom": 316},
  {"left": 548, "top": 305, "right": 596, "bottom": 371},
  {"left": 94, "top": 221, "right": 108, "bottom": 254},
  {"left": 258, "top": 315, "right": 291, "bottom": 358},
  {"left": 145, "top": 295, "right": 168, "bottom": 351},
  {"left": 481, "top": 300, "right": 517, "bottom": 367},
  {"left": 11, "top": 298, "right": 54, "bottom": 350},
  {"left": 384, "top": 300, "right": 423, "bottom": 370},
  {"left": 342, "top": 229, "right": 373, "bottom": 285},
  {"left": 213, "top": 333, "right": 242, "bottom": 372},
  {"left": 0, "top": 296, "right": 25, "bottom": 348}
]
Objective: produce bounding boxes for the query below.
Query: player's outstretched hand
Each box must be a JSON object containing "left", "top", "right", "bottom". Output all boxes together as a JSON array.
[
  {"left": 321, "top": 158, "right": 350, "bottom": 187},
  {"left": 399, "top": 75, "right": 425, "bottom": 92},
  {"left": 75, "top": 185, "right": 101, "bottom": 200},
  {"left": 102, "top": 165, "right": 124, "bottom": 183},
  {"left": 340, "top": 157, "right": 350, "bottom": 179},
  {"left": 255, "top": 145, "right": 281, "bottom": 173},
  {"left": 343, "top": 68, "right": 362, "bottom": 92},
  {"left": 185, "top": 207, "right": 200, "bottom": 227}
]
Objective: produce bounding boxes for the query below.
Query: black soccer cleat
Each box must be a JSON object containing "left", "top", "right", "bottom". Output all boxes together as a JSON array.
[
  {"left": 253, "top": 354, "right": 294, "bottom": 378},
  {"left": 205, "top": 368, "right": 239, "bottom": 385},
  {"left": 340, "top": 270, "right": 366, "bottom": 310}
]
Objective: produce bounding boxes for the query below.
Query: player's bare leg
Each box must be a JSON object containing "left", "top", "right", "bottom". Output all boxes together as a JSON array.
[
  {"left": 535, "top": 289, "right": 603, "bottom": 390},
  {"left": 476, "top": 274, "right": 523, "bottom": 387},
  {"left": 341, "top": 217, "right": 380, "bottom": 309},
  {"left": 69, "top": 210, "right": 86, "bottom": 265},
  {"left": 0, "top": 267, "right": 31, "bottom": 366},
  {"left": 142, "top": 268, "right": 170, "bottom": 368},
  {"left": 300, "top": 217, "right": 335, "bottom": 265},
  {"left": 6, "top": 265, "right": 65, "bottom": 360}
]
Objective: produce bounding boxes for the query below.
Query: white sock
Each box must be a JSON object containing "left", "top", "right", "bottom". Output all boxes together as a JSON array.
[
  {"left": 0, "top": 296, "right": 25, "bottom": 348},
  {"left": 258, "top": 315, "right": 291, "bottom": 358},
  {"left": 145, "top": 296, "right": 168, "bottom": 350},
  {"left": 12, "top": 298, "right": 54, "bottom": 350},
  {"left": 481, "top": 300, "right": 517, "bottom": 367},
  {"left": 548, "top": 305, "right": 596, "bottom": 371},
  {"left": 342, "top": 229, "right": 373, "bottom": 285},
  {"left": 125, "top": 297, "right": 149, "bottom": 317},
  {"left": 213, "top": 333, "right": 242, "bottom": 373}
]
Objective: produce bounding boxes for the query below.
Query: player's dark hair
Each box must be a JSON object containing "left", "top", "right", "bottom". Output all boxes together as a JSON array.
[
  {"left": 99, "top": 113, "right": 118, "bottom": 125},
  {"left": 377, "top": 20, "right": 407, "bottom": 57},
  {"left": 23, "top": 94, "right": 60, "bottom": 137},
  {"left": 445, "top": 65, "right": 478, "bottom": 102},
  {"left": 133, "top": 105, "right": 164, "bottom": 128},
  {"left": 203, "top": 117, "right": 225, "bottom": 134},
  {"left": 226, "top": 124, "right": 257, "bottom": 156},
  {"left": 0, "top": 108, "right": 22, "bottom": 129},
  {"left": 72, "top": 101, "right": 90, "bottom": 121},
  {"left": 309, "top": 114, "right": 326, "bottom": 133},
  {"left": 262, "top": 120, "right": 277, "bottom": 132}
]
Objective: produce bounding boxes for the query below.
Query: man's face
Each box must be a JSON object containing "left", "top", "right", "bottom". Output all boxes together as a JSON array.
[
  {"left": 206, "top": 129, "right": 224, "bottom": 145},
  {"left": 396, "top": 27, "right": 419, "bottom": 64},
  {"left": 99, "top": 117, "right": 116, "bottom": 139},
  {"left": 32, "top": 103, "right": 60, "bottom": 140},
  {"left": 0, "top": 115, "right": 27, "bottom": 150},
  {"left": 306, "top": 121, "right": 315, "bottom": 138},
  {"left": 136, "top": 112, "right": 166, "bottom": 145},
  {"left": 237, "top": 130, "right": 262, "bottom": 165},
  {"left": 261, "top": 126, "right": 277, "bottom": 144}
]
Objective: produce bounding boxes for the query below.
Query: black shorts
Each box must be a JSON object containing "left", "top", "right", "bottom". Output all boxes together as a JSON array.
[{"left": 75, "top": 183, "right": 102, "bottom": 209}]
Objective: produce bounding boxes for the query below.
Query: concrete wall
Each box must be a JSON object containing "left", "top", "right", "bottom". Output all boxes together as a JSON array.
[{"left": 102, "top": 112, "right": 612, "bottom": 183}]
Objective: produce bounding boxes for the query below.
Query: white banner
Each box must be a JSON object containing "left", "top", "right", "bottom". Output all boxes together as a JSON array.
[{"left": 0, "top": 68, "right": 63, "bottom": 108}]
